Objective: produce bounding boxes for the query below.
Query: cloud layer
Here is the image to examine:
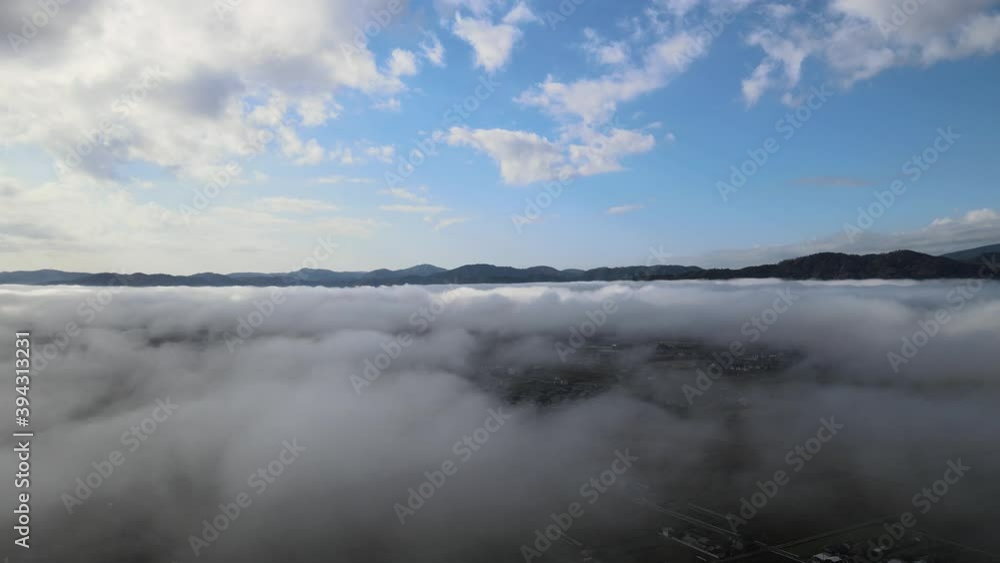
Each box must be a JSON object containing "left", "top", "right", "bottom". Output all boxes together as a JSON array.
[{"left": 2, "top": 280, "right": 999, "bottom": 561}]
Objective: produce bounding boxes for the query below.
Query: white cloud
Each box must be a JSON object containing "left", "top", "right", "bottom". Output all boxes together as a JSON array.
[
  {"left": 371, "top": 98, "right": 403, "bottom": 112},
  {"left": 276, "top": 124, "right": 327, "bottom": 166},
  {"left": 379, "top": 187, "right": 462, "bottom": 228},
  {"left": 297, "top": 95, "right": 341, "bottom": 127},
  {"left": 380, "top": 204, "right": 450, "bottom": 215},
  {"left": 379, "top": 187, "right": 429, "bottom": 204},
  {"left": 310, "top": 176, "right": 375, "bottom": 185},
  {"left": 365, "top": 144, "right": 397, "bottom": 163},
  {"left": 741, "top": 60, "right": 778, "bottom": 107},
  {"left": 329, "top": 146, "right": 361, "bottom": 166},
  {"left": 931, "top": 208, "right": 999, "bottom": 227},
  {"left": 741, "top": 28, "right": 816, "bottom": 107},
  {"left": 432, "top": 217, "right": 471, "bottom": 231},
  {"left": 0, "top": 175, "right": 378, "bottom": 273},
  {"left": 445, "top": 127, "right": 566, "bottom": 185},
  {"left": 565, "top": 126, "right": 656, "bottom": 176},
  {"left": 254, "top": 197, "right": 340, "bottom": 214},
  {"left": 293, "top": 139, "right": 327, "bottom": 166},
  {"left": 516, "top": 29, "right": 712, "bottom": 125},
  {"left": 388, "top": 49, "right": 420, "bottom": 78},
  {"left": 327, "top": 142, "right": 396, "bottom": 165},
  {"left": 0, "top": 0, "right": 420, "bottom": 181},
  {"left": 503, "top": 1, "right": 538, "bottom": 25},
  {"left": 742, "top": 0, "right": 1000, "bottom": 105},
  {"left": 582, "top": 28, "right": 631, "bottom": 66},
  {"left": 420, "top": 33, "right": 447, "bottom": 67},
  {"left": 605, "top": 204, "right": 645, "bottom": 215},
  {"left": 435, "top": 0, "right": 501, "bottom": 18},
  {"left": 763, "top": 3, "right": 796, "bottom": 21},
  {"left": 452, "top": 2, "right": 538, "bottom": 72},
  {"left": 446, "top": 125, "right": 655, "bottom": 185},
  {"left": 656, "top": 0, "right": 702, "bottom": 18}
]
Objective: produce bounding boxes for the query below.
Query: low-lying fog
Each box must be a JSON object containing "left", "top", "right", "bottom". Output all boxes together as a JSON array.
[{"left": 1, "top": 279, "right": 998, "bottom": 562}]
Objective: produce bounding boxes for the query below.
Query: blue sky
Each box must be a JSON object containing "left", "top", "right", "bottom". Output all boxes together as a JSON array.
[{"left": 1, "top": 0, "right": 999, "bottom": 273}]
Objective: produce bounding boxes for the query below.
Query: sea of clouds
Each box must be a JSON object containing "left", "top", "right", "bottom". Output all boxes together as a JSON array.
[{"left": 0, "top": 280, "right": 998, "bottom": 562}]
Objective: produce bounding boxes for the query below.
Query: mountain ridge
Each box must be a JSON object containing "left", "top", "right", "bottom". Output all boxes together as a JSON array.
[
  {"left": 2, "top": 246, "right": 997, "bottom": 287},
  {"left": 941, "top": 243, "right": 1000, "bottom": 264},
  {"left": 677, "top": 250, "right": 987, "bottom": 280}
]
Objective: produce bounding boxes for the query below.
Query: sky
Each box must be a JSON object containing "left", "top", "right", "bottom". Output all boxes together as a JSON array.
[{"left": 1, "top": 0, "right": 999, "bottom": 274}]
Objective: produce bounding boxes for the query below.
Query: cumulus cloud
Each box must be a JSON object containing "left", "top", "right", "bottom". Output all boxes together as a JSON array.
[
  {"left": 327, "top": 142, "right": 397, "bottom": 166},
  {"left": 296, "top": 95, "right": 341, "bottom": 128},
  {"left": 451, "top": 1, "right": 538, "bottom": 72},
  {"left": 445, "top": 127, "right": 568, "bottom": 185},
  {"left": 364, "top": 144, "right": 398, "bottom": 163},
  {"left": 388, "top": 49, "right": 420, "bottom": 78},
  {"left": 516, "top": 18, "right": 729, "bottom": 126},
  {"left": 445, "top": 125, "right": 655, "bottom": 185},
  {"left": 2, "top": 280, "right": 1000, "bottom": 561},
  {"left": 742, "top": 0, "right": 1000, "bottom": 105},
  {"left": 487, "top": 0, "right": 746, "bottom": 188},
  {"left": 0, "top": 0, "right": 419, "bottom": 180},
  {"left": 582, "top": 28, "right": 631, "bottom": 66}
]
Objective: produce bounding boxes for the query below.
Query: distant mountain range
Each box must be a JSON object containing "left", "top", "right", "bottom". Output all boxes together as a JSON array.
[
  {"left": 2, "top": 245, "right": 998, "bottom": 287},
  {"left": 941, "top": 243, "right": 1000, "bottom": 265},
  {"left": 681, "top": 250, "right": 990, "bottom": 281}
]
